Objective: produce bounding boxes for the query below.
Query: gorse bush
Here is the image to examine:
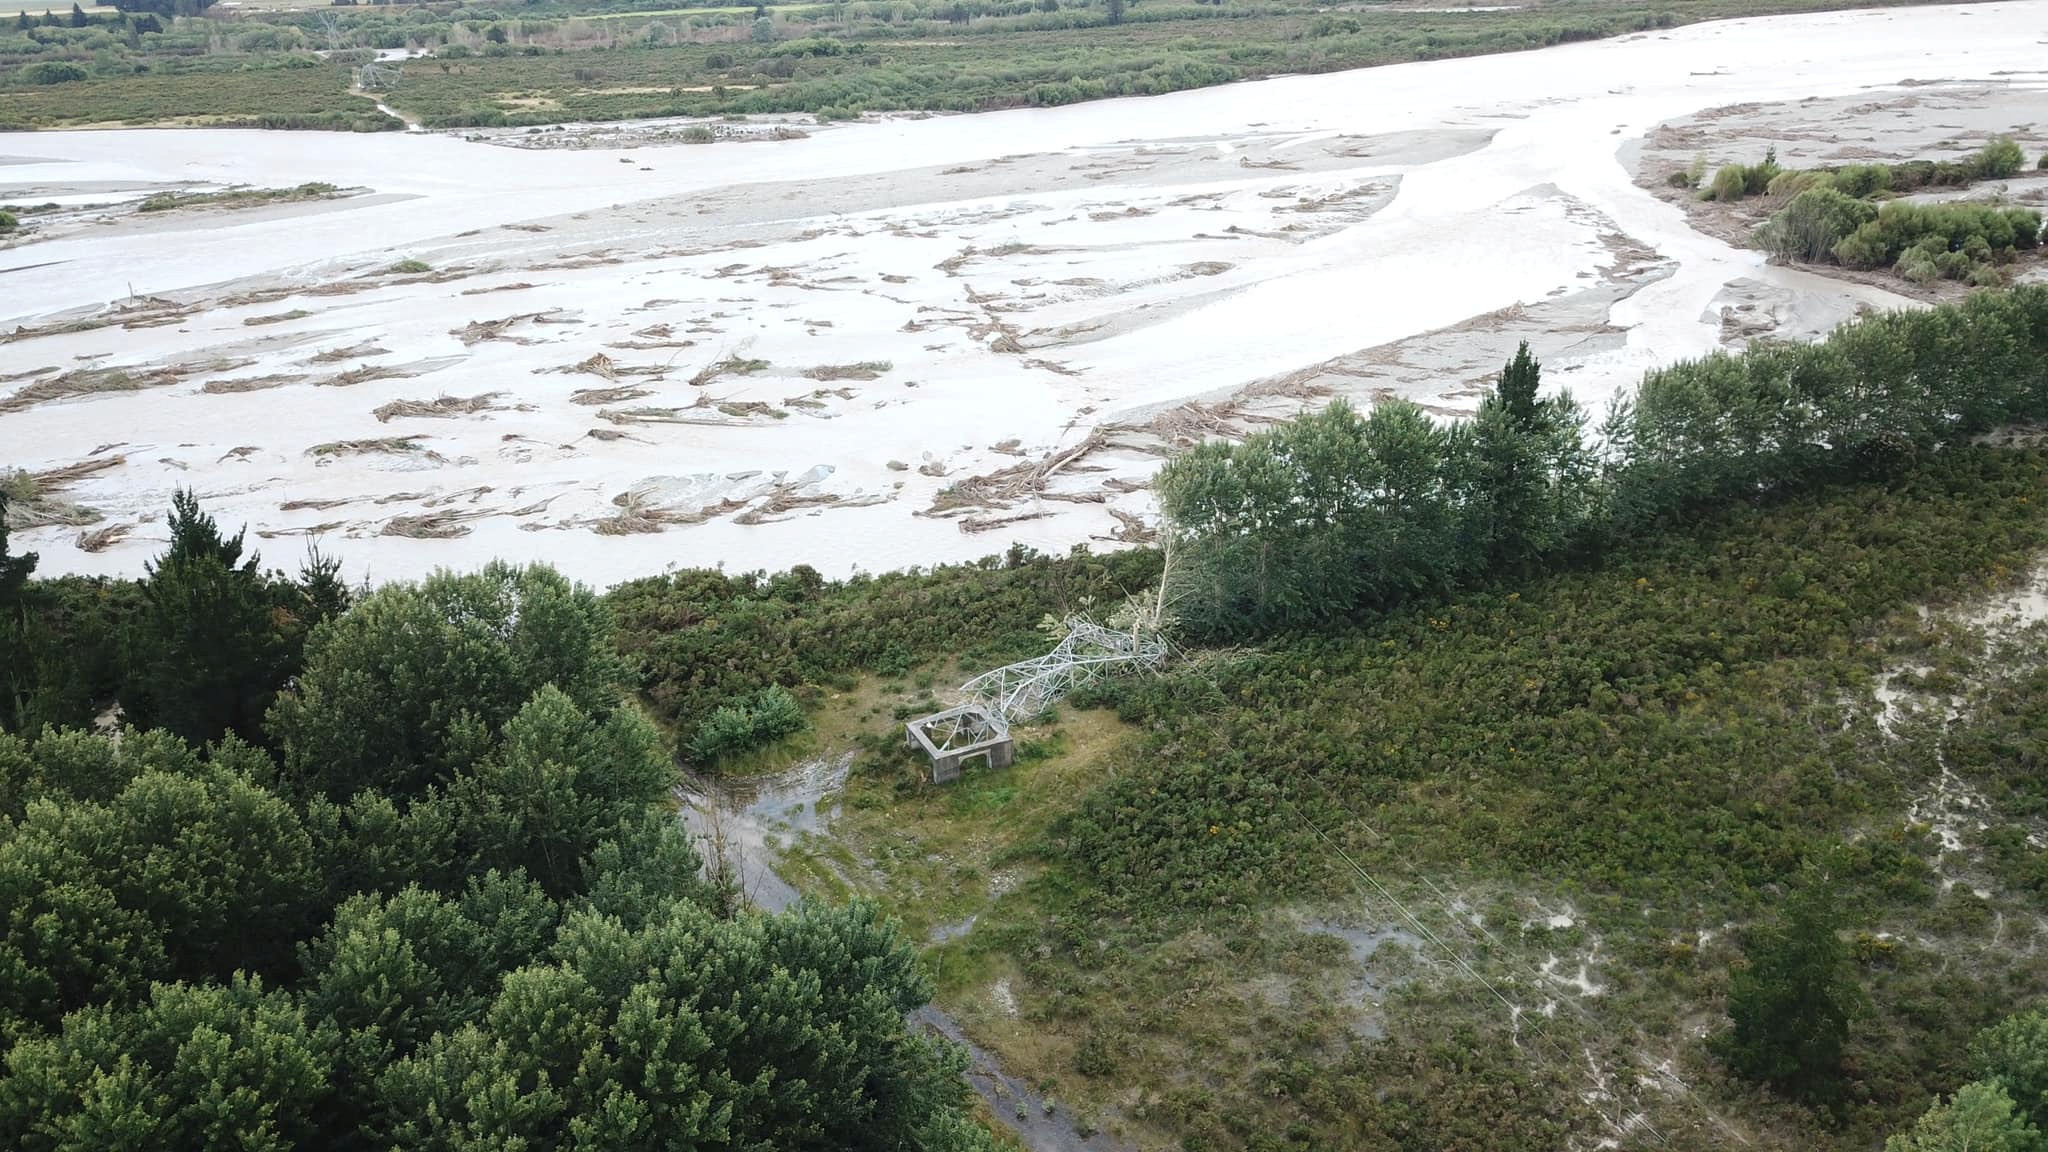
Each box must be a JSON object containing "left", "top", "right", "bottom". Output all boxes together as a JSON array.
[
  {"left": 689, "top": 684, "right": 808, "bottom": 761},
  {"left": 1755, "top": 185, "right": 1876, "bottom": 262},
  {"left": 1974, "top": 134, "right": 2028, "bottom": 180},
  {"left": 1069, "top": 444, "right": 2048, "bottom": 907},
  {"left": 1704, "top": 146, "right": 1780, "bottom": 202},
  {"left": 18, "top": 60, "right": 86, "bottom": 83},
  {"left": 608, "top": 546, "right": 1157, "bottom": 734}
]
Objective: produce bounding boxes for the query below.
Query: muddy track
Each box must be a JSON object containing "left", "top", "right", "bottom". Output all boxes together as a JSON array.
[{"left": 681, "top": 757, "right": 1129, "bottom": 1152}]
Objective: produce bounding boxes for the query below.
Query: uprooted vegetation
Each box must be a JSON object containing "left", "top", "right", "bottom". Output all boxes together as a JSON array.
[
  {"left": 598, "top": 392, "right": 786, "bottom": 426},
  {"left": 0, "top": 456, "right": 122, "bottom": 529},
  {"left": 0, "top": 357, "right": 253, "bottom": 413},
  {"left": 801, "top": 361, "right": 893, "bottom": 381},
  {"left": 372, "top": 393, "right": 510, "bottom": 423},
  {"left": 451, "top": 310, "right": 571, "bottom": 345},
  {"left": 304, "top": 436, "right": 444, "bottom": 462},
  {"left": 688, "top": 354, "right": 771, "bottom": 388},
  {"left": 545, "top": 353, "right": 672, "bottom": 381}
]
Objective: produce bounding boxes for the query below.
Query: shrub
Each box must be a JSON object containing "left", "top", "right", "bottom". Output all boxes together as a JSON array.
[
  {"left": 1828, "top": 199, "right": 2033, "bottom": 280},
  {"left": 1708, "top": 164, "right": 1749, "bottom": 203},
  {"left": 1830, "top": 163, "right": 1892, "bottom": 199},
  {"left": 1973, "top": 135, "right": 2026, "bottom": 180},
  {"left": 2008, "top": 207, "right": 2044, "bottom": 249},
  {"left": 388, "top": 259, "right": 430, "bottom": 273},
  {"left": 688, "top": 685, "right": 806, "bottom": 761},
  {"left": 1704, "top": 149, "right": 1780, "bottom": 202},
  {"left": 1896, "top": 251, "right": 1939, "bottom": 285},
  {"left": 20, "top": 61, "right": 88, "bottom": 84},
  {"left": 0, "top": 210, "right": 16, "bottom": 234},
  {"left": 1756, "top": 186, "right": 1875, "bottom": 263},
  {"left": 1765, "top": 169, "right": 1826, "bottom": 199},
  {"left": 680, "top": 123, "right": 713, "bottom": 143},
  {"left": 1833, "top": 225, "right": 1889, "bottom": 268}
]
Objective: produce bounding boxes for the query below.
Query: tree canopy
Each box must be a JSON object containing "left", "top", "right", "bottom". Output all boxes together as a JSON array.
[{"left": 0, "top": 498, "right": 996, "bottom": 1150}]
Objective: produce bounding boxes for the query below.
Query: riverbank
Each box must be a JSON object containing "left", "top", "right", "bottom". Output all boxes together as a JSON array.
[{"left": 5, "top": 2, "right": 2044, "bottom": 587}]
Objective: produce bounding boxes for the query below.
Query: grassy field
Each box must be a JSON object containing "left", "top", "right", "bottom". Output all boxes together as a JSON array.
[
  {"left": 748, "top": 446, "right": 2048, "bottom": 1152},
  {"left": 0, "top": 0, "right": 1990, "bottom": 131},
  {"left": 0, "top": 60, "right": 397, "bottom": 130}
]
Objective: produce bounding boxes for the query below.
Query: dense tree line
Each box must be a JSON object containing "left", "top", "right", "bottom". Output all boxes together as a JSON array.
[
  {"left": 1160, "top": 285, "right": 2048, "bottom": 638},
  {"left": 0, "top": 496, "right": 994, "bottom": 1149}
]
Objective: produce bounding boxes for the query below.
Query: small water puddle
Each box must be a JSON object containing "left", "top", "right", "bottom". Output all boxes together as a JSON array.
[
  {"left": 679, "top": 751, "right": 851, "bottom": 913},
  {"left": 1303, "top": 918, "right": 1427, "bottom": 1039},
  {"left": 931, "top": 914, "right": 979, "bottom": 944}
]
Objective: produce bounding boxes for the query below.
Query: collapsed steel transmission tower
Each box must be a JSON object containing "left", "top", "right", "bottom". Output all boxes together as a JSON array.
[
  {"left": 905, "top": 617, "right": 1165, "bottom": 783},
  {"left": 962, "top": 616, "right": 1169, "bottom": 723},
  {"left": 359, "top": 61, "right": 402, "bottom": 91}
]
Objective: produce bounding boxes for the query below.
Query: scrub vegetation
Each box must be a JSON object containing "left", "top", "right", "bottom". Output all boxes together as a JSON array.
[
  {"left": 134, "top": 181, "right": 346, "bottom": 212},
  {"left": 0, "top": 0, "right": 1990, "bottom": 130},
  {"left": 626, "top": 288, "right": 2048, "bottom": 1149},
  {"left": 1676, "top": 139, "right": 2047, "bottom": 287}
]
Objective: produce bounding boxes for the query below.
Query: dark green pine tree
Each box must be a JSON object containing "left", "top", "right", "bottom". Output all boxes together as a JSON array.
[
  {"left": 1498, "top": 339, "right": 1542, "bottom": 431},
  {"left": 68, "top": 2, "right": 86, "bottom": 26},
  {"left": 1468, "top": 341, "right": 1548, "bottom": 573},
  {"left": 1716, "top": 877, "right": 1870, "bottom": 1101},
  {"left": 14, "top": 10, "right": 30, "bottom": 30},
  {"left": 0, "top": 493, "right": 38, "bottom": 733},
  {"left": 121, "top": 490, "right": 287, "bottom": 748}
]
